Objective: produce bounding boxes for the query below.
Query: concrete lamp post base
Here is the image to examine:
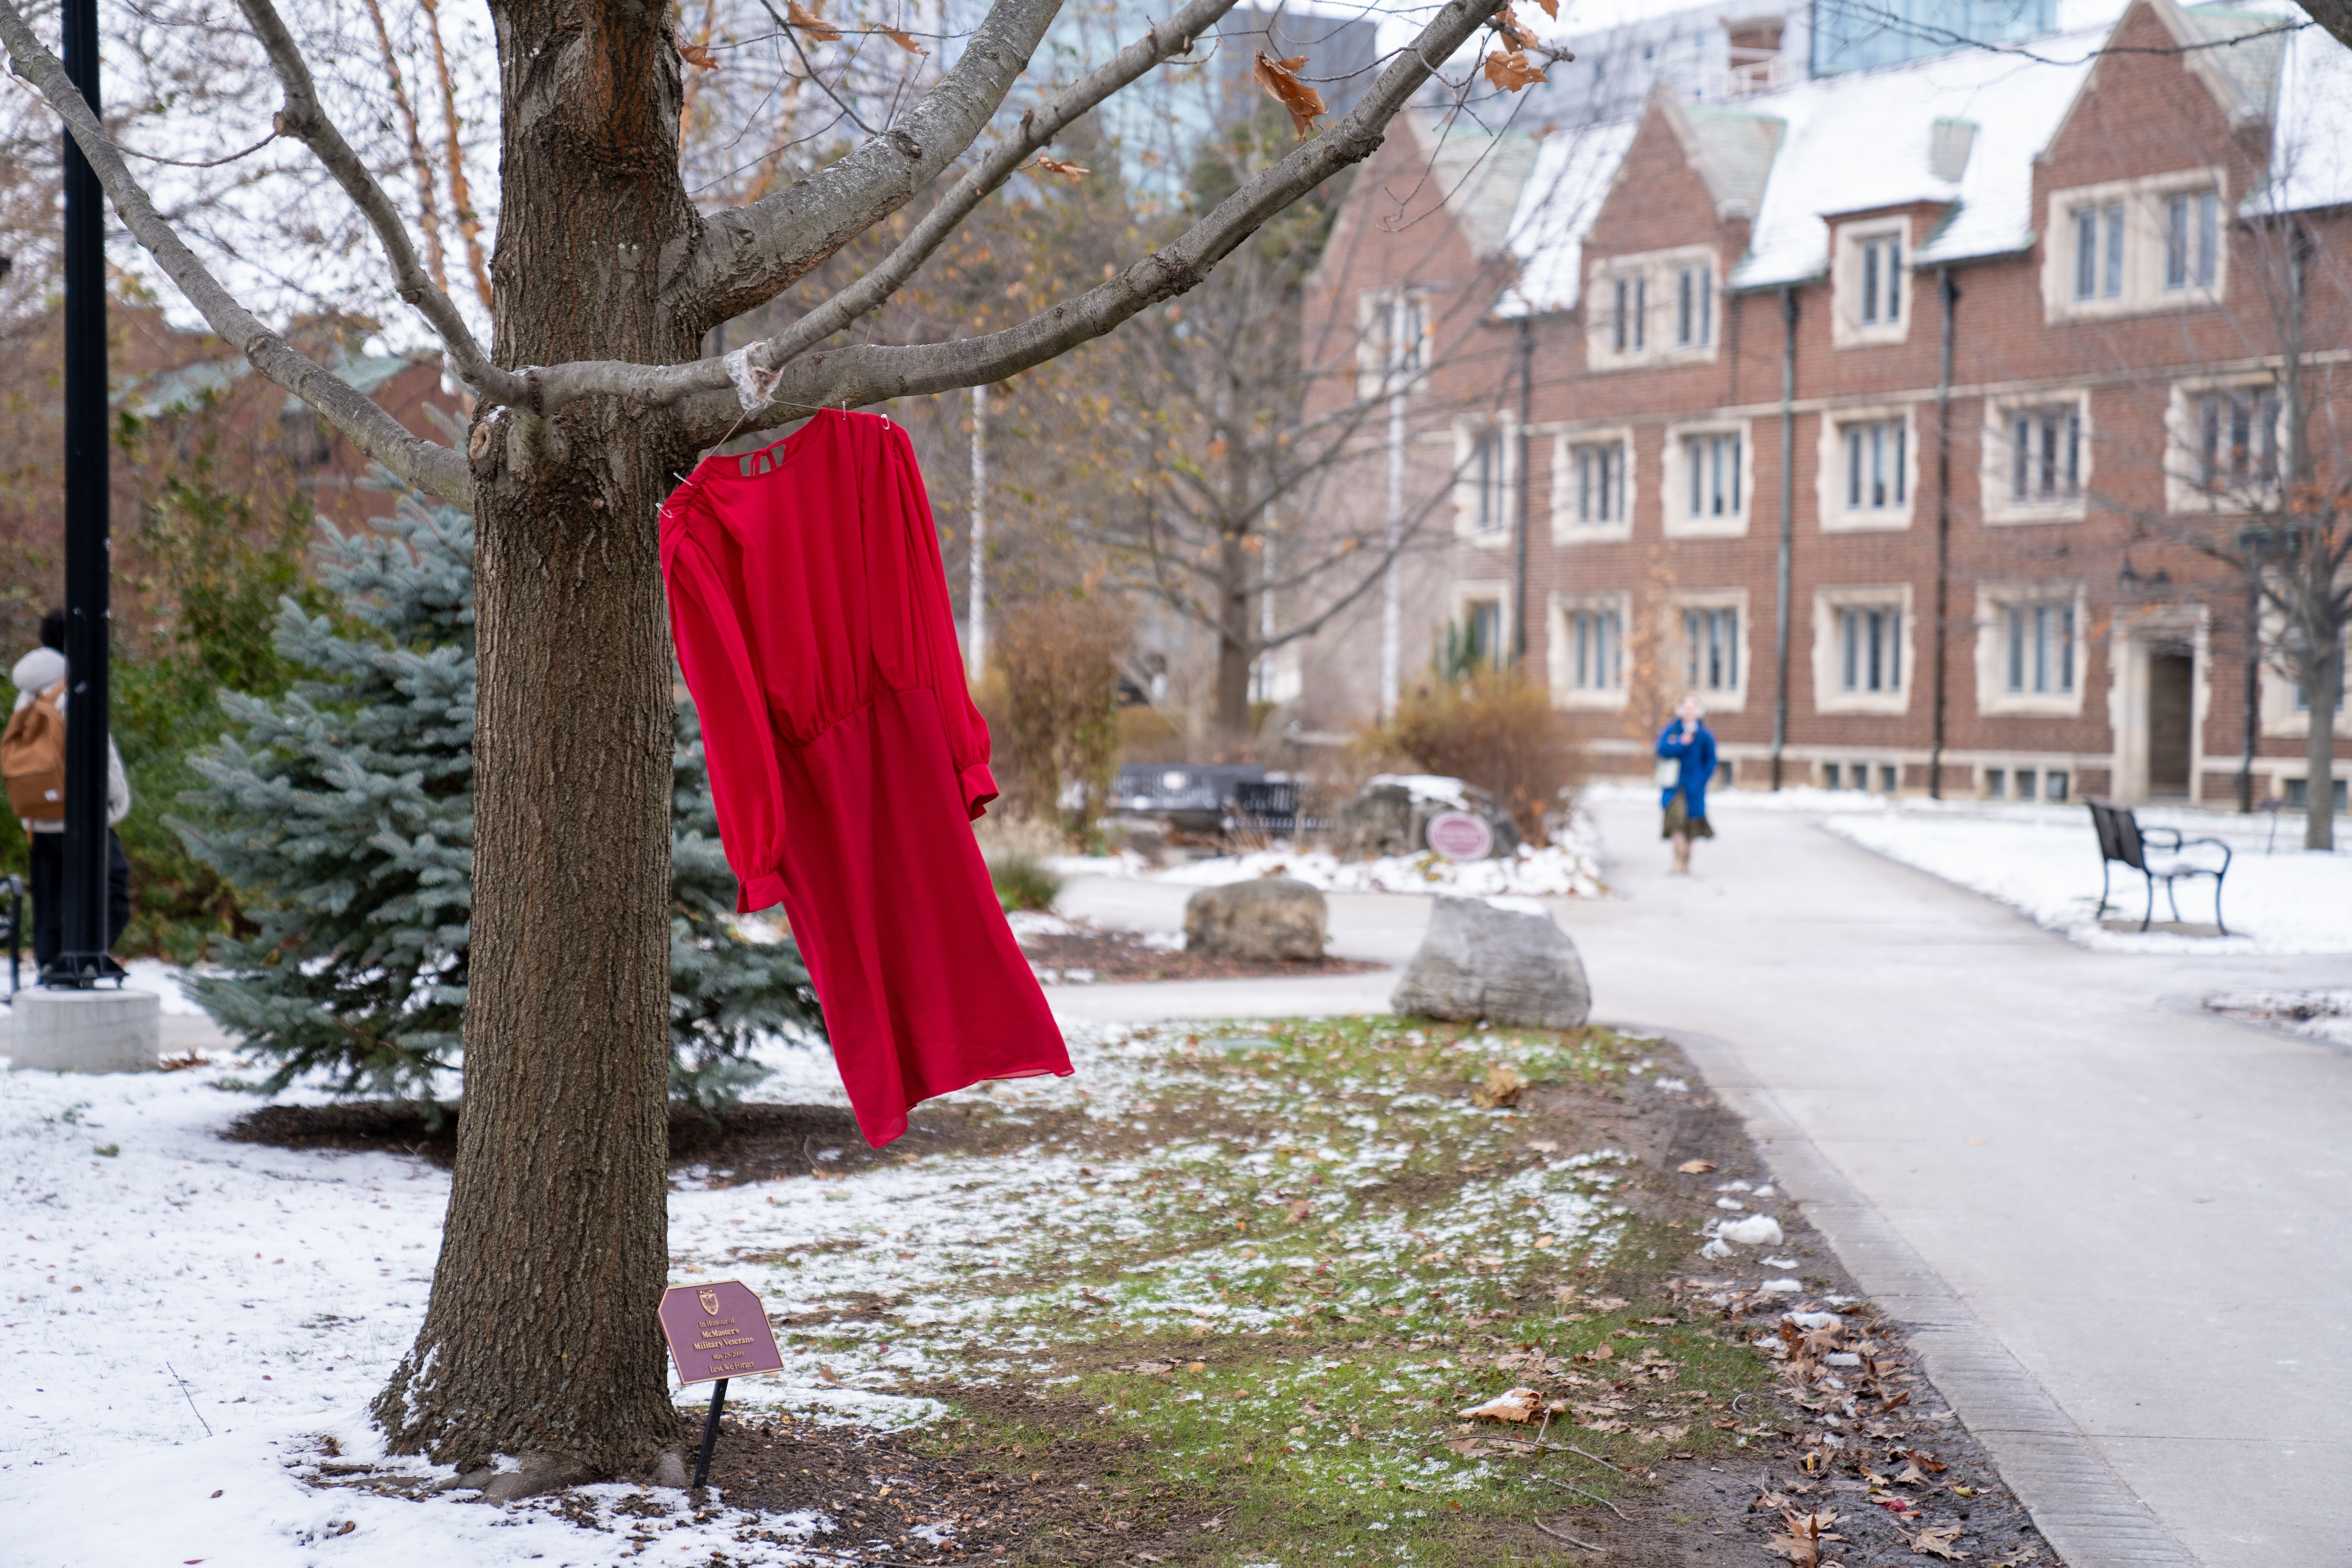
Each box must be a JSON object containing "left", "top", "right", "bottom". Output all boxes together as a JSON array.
[{"left": 10, "top": 987, "right": 162, "bottom": 1072}]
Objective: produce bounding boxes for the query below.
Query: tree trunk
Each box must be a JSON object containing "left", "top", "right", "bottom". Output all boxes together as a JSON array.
[
  {"left": 2307, "top": 634, "right": 2340, "bottom": 852},
  {"left": 372, "top": 0, "right": 699, "bottom": 1474},
  {"left": 1215, "top": 522, "right": 1254, "bottom": 739}
]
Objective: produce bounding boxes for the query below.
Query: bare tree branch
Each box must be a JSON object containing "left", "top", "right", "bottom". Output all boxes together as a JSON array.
[
  {"left": 686, "top": 0, "right": 1071, "bottom": 324},
  {"left": 230, "top": 0, "right": 522, "bottom": 404},
  {"left": 690, "top": 0, "right": 1505, "bottom": 442},
  {"left": 526, "top": 0, "right": 1240, "bottom": 417},
  {"left": 0, "top": 0, "right": 470, "bottom": 503},
  {"left": 2302, "top": 0, "right": 2352, "bottom": 49}
]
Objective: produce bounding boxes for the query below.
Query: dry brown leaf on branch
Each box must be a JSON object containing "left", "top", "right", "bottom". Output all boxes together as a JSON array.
[
  {"left": 1677, "top": 1158, "right": 1717, "bottom": 1173},
  {"left": 1529, "top": 0, "right": 1559, "bottom": 15},
  {"left": 1483, "top": 48, "right": 1549, "bottom": 91},
  {"left": 880, "top": 26, "right": 928, "bottom": 54},
  {"left": 1909, "top": 1522, "right": 1969, "bottom": 1559},
  {"left": 678, "top": 41, "right": 719, "bottom": 69},
  {"left": 1471, "top": 1062, "right": 1528, "bottom": 1108},
  {"left": 1494, "top": 4, "right": 1544, "bottom": 51},
  {"left": 1766, "top": 1508, "right": 1843, "bottom": 1568},
  {"left": 786, "top": 0, "right": 841, "bottom": 42},
  {"left": 1253, "top": 52, "right": 1327, "bottom": 139},
  {"left": 1033, "top": 155, "right": 1091, "bottom": 182},
  {"left": 1455, "top": 1387, "right": 1543, "bottom": 1423}
]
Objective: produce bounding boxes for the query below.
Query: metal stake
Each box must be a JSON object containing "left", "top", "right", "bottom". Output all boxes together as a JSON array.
[{"left": 692, "top": 1377, "right": 729, "bottom": 1490}]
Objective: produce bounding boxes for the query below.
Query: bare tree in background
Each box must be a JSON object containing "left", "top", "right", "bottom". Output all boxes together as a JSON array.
[{"left": 0, "top": 0, "right": 1517, "bottom": 1479}]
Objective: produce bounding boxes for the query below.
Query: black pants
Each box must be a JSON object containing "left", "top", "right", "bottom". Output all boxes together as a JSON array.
[{"left": 28, "top": 828, "right": 131, "bottom": 971}]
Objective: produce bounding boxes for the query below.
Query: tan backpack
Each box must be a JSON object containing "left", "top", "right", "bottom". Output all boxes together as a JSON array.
[{"left": 1, "top": 679, "right": 68, "bottom": 823}]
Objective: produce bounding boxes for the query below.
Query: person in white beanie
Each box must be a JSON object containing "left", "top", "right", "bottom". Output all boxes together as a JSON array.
[{"left": 12, "top": 607, "right": 132, "bottom": 970}]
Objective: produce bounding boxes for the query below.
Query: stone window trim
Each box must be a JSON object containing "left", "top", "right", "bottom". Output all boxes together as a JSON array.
[
  {"left": 1666, "top": 588, "right": 1751, "bottom": 712},
  {"left": 1452, "top": 579, "right": 1514, "bottom": 670},
  {"left": 1980, "top": 388, "right": 2094, "bottom": 525},
  {"left": 1452, "top": 414, "right": 1519, "bottom": 547},
  {"left": 1810, "top": 583, "right": 1916, "bottom": 716},
  {"left": 1973, "top": 582, "right": 2088, "bottom": 717},
  {"left": 1662, "top": 417, "right": 1754, "bottom": 539},
  {"left": 2256, "top": 614, "right": 2348, "bottom": 738},
  {"left": 1354, "top": 285, "right": 1434, "bottom": 401},
  {"left": 2040, "top": 169, "right": 2230, "bottom": 323},
  {"left": 1547, "top": 590, "right": 1633, "bottom": 711},
  {"left": 2164, "top": 373, "right": 2283, "bottom": 516},
  {"left": 1586, "top": 245, "right": 1722, "bottom": 372},
  {"left": 1551, "top": 427, "right": 1638, "bottom": 543},
  {"left": 1815, "top": 404, "right": 1920, "bottom": 533},
  {"left": 1831, "top": 217, "right": 1912, "bottom": 348}
]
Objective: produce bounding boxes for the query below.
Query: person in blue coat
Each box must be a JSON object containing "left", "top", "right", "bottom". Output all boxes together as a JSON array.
[{"left": 1656, "top": 693, "right": 1717, "bottom": 875}]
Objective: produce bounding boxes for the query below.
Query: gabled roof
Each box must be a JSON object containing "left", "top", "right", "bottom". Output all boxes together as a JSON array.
[
  {"left": 1402, "top": 110, "right": 1545, "bottom": 262},
  {"left": 1496, "top": 0, "right": 2345, "bottom": 312}
]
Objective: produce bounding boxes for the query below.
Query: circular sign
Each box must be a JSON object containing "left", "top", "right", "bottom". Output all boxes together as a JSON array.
[{"left": 1424, "top": 809, "right": 1495, "bottom": 862}]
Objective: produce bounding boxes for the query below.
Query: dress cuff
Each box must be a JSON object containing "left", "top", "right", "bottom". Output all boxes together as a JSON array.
[
  {"left": 960, "top": 762, "right": 1000, "bottom": 821},
  {"left": 736, "top": 870, "right": 788, "bottom": 915}
]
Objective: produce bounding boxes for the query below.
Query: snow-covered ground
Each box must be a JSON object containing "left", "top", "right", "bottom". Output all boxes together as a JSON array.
[
  {"left": 1821, "top": 807, "right": 2352, "bottom": 954},
  {"left": 2204, "top": 987, "right": 2352, "bottom": 1046},
  {"left": 1051, "top": 812, "right": 1607, "bottom": 899},
  {"left": 3, "top": 1020, "right": 1632, "bottom": 1566}
]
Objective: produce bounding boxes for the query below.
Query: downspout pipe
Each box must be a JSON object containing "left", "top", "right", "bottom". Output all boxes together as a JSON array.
[
  {"left": 1930, "top": 267, "right": 1959, "bottom": 799},
  {"left": 1772, "top": 286, "right": 1797, "bottom": 789},
  {"left": 1513, "top": 314, "right": 1533, "bottom": 666}
]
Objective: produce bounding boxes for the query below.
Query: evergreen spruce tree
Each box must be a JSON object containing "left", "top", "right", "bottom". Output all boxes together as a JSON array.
[{"left": 177, "top": 496, "right": 822, "bottom": 1107}]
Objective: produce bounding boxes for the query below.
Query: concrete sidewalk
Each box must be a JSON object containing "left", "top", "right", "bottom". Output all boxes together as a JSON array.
[{"left": 1054, "top": 805, "right": 2351, "bottom": 1567}]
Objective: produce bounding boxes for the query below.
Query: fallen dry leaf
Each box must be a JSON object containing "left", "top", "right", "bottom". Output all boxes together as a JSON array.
[
  {"left": 1752, "top": 1489, "right": 1790, "bottom": 1512},
  {"left": 1765, "top": 1508, "right": 1843, "bottom": 1568},
  {"left": 678, "top": 42, "right": 719, "bottom": 69},
  {"left": 786, "top": 0, "right": 840, "bottom": 42},
  {"left": 1471, "top": 1062, "right": 1528, "bottom": 1108},
  {"left": 1126, "top": 1360, "right": 1175, "bottom": 1375},
  {"left": 1252, "top": 51, "right": 1326, "bottom": 139},
  {"left": 880, "top": 26, "right": 928, "bottom": 54},
  {"left": 1286, "top": 1198, "right": 1312, "bottom": 1223},
  {"left": 1455, "top": 1387, "right": 1542, "bottom": 1423},
  {"left": 1482, "top": 48, "right": 1548, "bottom": 92},
  {"left": 1909, "top": 1521, "right": 1968, "bottom": 1559},
  {"left": 1033, "top": 155, "right": 1091, "bottom": 181},
  {"left": 815, "top": 1365, "right": 842, "bottom": 1385},
  {"left": 1677, "top": 1159, "right": 1716, "bottom": 1174}
]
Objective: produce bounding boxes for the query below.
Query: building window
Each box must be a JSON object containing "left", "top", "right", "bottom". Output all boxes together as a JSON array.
[
  {"left": 1684, "top": 606, "right": 1740, "bottom": 693},
  {"left": 1840, "top": 605, "right": 1902, "bottom": 693},
  {"left": 2046, "top": 769, "right": 2070, "bottom": 803},
  {"left": 1687, "top": 432, "right": 1742, "bottom": 518},
  {"left": 2016, "top": 769, "right": 2038, "bottom": 802},
  {"left": 2196, "top": 387, "right": 2278, "bottom": 493},
  {"left": 1613, "top": 275, "right": 1645, "bottom": 352},
  {"left": 2006, "top": 603, "right": 2076, "bottom": 695},
  {"left": 1859, "top": 233, "right": 1900, "bottom": 325},
  {"left": 1985, "top": 767, "right": 2007, "bottom": 799},
  {"left": 1456, "top": 419, "right": 1514, "bottom": 540},
  {"left": 1465, "top": 599, "right": 1503, "bottom": 666},
  {"left": 1845, "top": 419, "right": 1907, "bottom": 510},
  {"left": 1572, "top": 441, "right": 1624, "bottom": 525},
  {"left": 2074, "top": 201, "right": 2124, "bottom": 301},
  {"left": 1676, "top": 264, "right": 1713, "bottom": 347},
  {"left": 2010, "top": 405, "right": 2081, "bottom": 503},
  {"left": 1357, "top": 287, "right": 1430, "bottom": 397},
  {"left": 2165, "top": 191, "right": 2219, "bottom": 291},
  {"left": 1570, "top": 608, "right": 1622, "bottom": 691}
]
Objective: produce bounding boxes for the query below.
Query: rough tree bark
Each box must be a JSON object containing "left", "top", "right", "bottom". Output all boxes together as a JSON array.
[{"left": 368, "top": 0, "right": 699, "bottom": 1473}]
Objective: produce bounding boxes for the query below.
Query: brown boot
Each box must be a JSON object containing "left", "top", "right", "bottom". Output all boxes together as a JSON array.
[{"left": 1671, "top": 835, "right": 1691, "bottom": 875}]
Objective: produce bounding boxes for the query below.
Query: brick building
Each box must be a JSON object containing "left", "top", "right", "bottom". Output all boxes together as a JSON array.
[{"left": 1301, "top": 0, "right": 2352, "bottom": 807}]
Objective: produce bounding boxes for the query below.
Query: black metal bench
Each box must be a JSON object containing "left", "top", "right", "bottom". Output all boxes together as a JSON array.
[{"left": 2087, "top": 799, "right": 2231, "bottom": 934}]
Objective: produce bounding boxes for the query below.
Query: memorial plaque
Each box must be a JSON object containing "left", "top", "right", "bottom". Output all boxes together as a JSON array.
[
  {"left": 657, "top": 1278, "right": 785, "bottom": 1386},
  {"left": 1425, "top": 809, "right": 1495, "bottom": 862}
]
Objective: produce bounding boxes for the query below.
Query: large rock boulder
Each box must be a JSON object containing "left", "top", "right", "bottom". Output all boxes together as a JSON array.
[
  {"left": 1336, "top": 775, "right": 1521, "bottom": 861},
  {"left": 1391, "top": 895, "right": 1591, "bottom": 1029},
  {"left": 1184, "top": 876, "right": 1328, "bottom": 962}
]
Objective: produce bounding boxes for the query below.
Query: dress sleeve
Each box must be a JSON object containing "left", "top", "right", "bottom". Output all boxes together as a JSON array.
[
  {"left": 885, "top": 422, "right": 999, "bottom": 819},
  {"left": 662, "top": 507, "right": 791, "bottom": 913}
]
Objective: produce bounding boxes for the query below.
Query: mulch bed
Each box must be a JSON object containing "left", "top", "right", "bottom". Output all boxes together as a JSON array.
[{"left": 1017, "top": 928, "right": 1382, "bottom": 984}]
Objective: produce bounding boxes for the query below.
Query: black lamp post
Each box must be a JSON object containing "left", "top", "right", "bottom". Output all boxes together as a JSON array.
[{"left": 51, "top": 0, "right": 118, "bottom": 987}]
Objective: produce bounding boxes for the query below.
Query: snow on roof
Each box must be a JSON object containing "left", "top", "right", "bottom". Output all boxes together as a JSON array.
[
  {"left": 1396, "top": 111, "right": 1548, "bottom": 263},
  {"left": 1731, "top": 37, "right": 2103, "bottom": 287},
  {"left": 1495, "top": 118, "right": 1641, "bottom": 316},
  {"left": 2260, "top": 19, "right": 2352, "bottom": 216}
]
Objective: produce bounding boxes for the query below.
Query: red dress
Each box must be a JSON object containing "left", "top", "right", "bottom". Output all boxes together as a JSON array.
[{"left": 660, "top": 410, "right": 1070, "bottom": 1146}]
